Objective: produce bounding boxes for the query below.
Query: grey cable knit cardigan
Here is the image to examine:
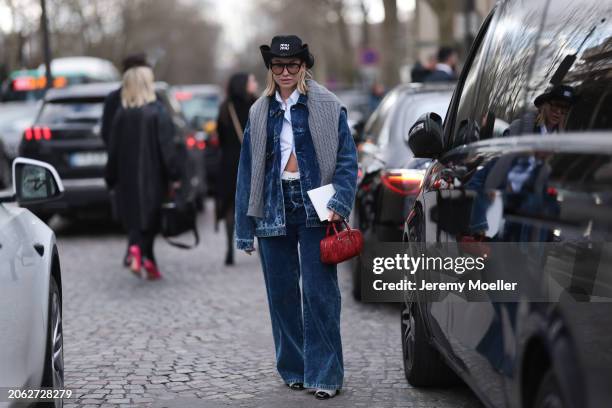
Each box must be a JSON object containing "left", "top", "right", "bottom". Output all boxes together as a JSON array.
[{"left": 246, "top": 79, "right": 345, "bottom": 218}]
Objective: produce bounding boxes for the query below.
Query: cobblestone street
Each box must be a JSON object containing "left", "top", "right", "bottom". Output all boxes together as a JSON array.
[{"left": 57, "top": 201, "right": 481, "bottom": 408}]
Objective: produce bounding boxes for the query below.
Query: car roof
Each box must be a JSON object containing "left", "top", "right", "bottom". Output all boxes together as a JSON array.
[
  {"left": 172, "top": 84, "right": 222, "bottom": 94},
  {"left": 37, "top": 57, "right": 120, "bottom": 79},
  {"left": 43, "top": 81, "right": 170, "bottom": 101},
  {"left": 393, "top": 82, "right": 456, "bottom": 96}
]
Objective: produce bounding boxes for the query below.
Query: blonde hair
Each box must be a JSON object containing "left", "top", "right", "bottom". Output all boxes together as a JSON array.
[
  {"left": 263, "top": 66, "right": 311, "bottom": 97},
  {"left": 121, "top": 66, "right": 156, "bottom": 108}
]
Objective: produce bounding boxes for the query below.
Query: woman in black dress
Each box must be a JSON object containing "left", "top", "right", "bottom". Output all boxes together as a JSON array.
[
  {"left": 215, "top": 72, "right": 258, "bottom": 265},
  {"left": 105, "top": 66, "right": 182, "bottom": 279}
]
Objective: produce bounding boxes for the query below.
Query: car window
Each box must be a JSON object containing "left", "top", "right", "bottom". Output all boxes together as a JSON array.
[
  {"left": 363, "top": 88, "right": 400, "bottom": 142},
  {"left": 178, "top": 94, "right": 220, "bottom": 123},
  {"left": 37, "top": 100, "right": 104, "bottom": 125},
  {"left": 521, "top": 0, "right": 612, "bottom": 134},
  {"left": 376, "top": 91, "right": 409, "bottom": 149},
  {"left": 447, "top": 10, "right": 493, "bottom": 148},
  {"left": 459, "top": 1, "right": 548, "bottom": 142},
  {"left": 383, "top": 92, "right": 452, "bottom": 169}
]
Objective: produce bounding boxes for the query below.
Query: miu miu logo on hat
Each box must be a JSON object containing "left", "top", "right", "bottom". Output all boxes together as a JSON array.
[{"left": 280, "top": 43, "right": 290, "bottom": 51}]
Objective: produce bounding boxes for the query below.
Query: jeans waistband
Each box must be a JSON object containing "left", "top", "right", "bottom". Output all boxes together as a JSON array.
[{"left": 281, "top": 177, "right": 301, "bottom": 187}]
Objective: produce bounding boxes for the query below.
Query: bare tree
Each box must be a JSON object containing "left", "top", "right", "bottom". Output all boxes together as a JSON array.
[
  {"left": 381, "top": 0, "right": 400, "bottom": 86},
  {"left": 423, "top": 0, "right": 456, "bottom": 46}
]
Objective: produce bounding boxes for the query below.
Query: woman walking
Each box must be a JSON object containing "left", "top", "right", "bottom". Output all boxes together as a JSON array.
[
  {"left": 234, "top": 35, "right": 358, "bottom": 399},
  {"left": 105, "top": 66, "right": 181, "bottom": 280},
  {"left": 216, "top": 72, "right": 258, "bottom": 265}
]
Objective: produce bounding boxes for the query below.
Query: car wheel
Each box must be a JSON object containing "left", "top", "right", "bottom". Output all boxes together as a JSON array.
[
  {"left": 401, "top": 301, "right": 458, "bottom": 386},
  {"left": 38, "top": 277, "right": 64, "bottom": 408},
  {"left": 533, "top": 370, "right": 565, "bottom": 408}
]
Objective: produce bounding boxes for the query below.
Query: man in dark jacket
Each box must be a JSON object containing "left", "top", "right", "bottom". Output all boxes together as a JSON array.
[
  {"left": 100, "top": 53, "right": 150, "bottom": 146},
  {"left": 424, "top": 46, "right": 458, "bottom": 82}
]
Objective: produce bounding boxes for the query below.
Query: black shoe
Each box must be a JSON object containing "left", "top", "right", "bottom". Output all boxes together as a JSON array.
[
  {"left": 287, "top": 382, "right": 304, "bottom": 391},
  {"left": 123, "top": 251, "right": 131, "bottom": 267},
  {"left": 314, "top": 389, "right": 338, "bottom": 399},
  {"left": 224, "top": 253, "right": 234, "bottom": 265}
]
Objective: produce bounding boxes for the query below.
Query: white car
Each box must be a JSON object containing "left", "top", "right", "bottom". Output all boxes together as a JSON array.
[{"left": 0, "top": 158, "right": 65, "bottom": 407}]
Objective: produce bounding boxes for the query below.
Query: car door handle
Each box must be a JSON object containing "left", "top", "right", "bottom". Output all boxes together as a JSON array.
[{"left": 33, "top": 243, "right": 45, "bottom": 257}]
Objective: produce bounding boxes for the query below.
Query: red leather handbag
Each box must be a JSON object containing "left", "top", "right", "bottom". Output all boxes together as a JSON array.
[{"left": 320, "top": 220, "right": 364, "bottom": 264}]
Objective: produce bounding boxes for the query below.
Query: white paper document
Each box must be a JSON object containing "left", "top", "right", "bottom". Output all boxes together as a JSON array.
[{"left": 307, "top": 184, "right": 336, "bottom": 221}]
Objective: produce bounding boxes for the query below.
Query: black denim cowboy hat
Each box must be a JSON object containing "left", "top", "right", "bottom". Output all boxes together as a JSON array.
[
  {"left": 534, "top": 84, "right": 577, "bottom": 107},
  {"left": 260, "top": 35, "right": 314, "bottom": 69}
]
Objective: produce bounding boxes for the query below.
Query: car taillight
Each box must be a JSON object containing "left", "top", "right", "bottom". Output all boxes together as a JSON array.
[
  {"left": 381, "top": 169, "right": 424, "bottom": 196},
  {"left": 186, "top": 134, "right": 206, "bottom": 150},
  {"left": 186, "top": 135, "right": 197, "bottom": 149},
  {"left": 23, "top": 126, "right": 52, "bottom": 142}
]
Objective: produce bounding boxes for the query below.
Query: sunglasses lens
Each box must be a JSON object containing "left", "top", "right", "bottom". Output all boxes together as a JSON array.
[
  {"left": 287, "top": 64, "right": 300, "bottom": 74},
  {"left": 270, "top": 63, "right": 301, "bottom": 75},
  {"left": 271, "top": 64, "right": 284, "bottom": 75}
]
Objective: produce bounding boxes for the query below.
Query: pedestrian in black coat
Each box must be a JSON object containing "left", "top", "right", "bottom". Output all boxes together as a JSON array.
[
  {"left": 101, "top": 53, "right": 150, "bottom": 146},
  {"left": 215, "top": 72, "right": 258, "bottom": 265},
  {"left": 105, "top": 66, "right": 182, "bottom": 280}
]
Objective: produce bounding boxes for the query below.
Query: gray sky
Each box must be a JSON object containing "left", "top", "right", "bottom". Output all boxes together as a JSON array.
[
  {"left": 212, "top": 0, "right": 415, "bottom": 67},
  {"left": 0, "top": 0, "right": 415, "bottom": 69}
]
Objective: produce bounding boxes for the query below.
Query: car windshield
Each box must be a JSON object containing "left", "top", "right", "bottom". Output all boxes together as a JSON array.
[
  {"left": 38, "top": 100, "right": 104, "bottom": 125},
  {"left": 177, "top": 93, "right": 219, "bottom": 123},
  {"left": 382, "top": 92, "right": 452, "bottom": 168}
]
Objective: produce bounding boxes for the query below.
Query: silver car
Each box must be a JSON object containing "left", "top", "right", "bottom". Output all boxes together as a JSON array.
[{"left": 0, "top": 158, "right": 65, "bottom": 407}]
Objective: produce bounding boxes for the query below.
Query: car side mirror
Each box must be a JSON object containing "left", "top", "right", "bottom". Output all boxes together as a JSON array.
[
  {"left": 12, "top": 158, "right": 64, "bottom": 205},
  {"left": 405, "top": 112, "right": 444, "bottom": 158}
]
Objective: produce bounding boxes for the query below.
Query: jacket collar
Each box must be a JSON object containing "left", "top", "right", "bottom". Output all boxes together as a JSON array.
[{"left": 269, "top": 89, "right": 308, "bottom": 115}]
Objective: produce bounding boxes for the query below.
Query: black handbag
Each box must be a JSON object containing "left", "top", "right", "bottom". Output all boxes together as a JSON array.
[{"left": 160, "top": 187, "right": 200, "bottom": 249}]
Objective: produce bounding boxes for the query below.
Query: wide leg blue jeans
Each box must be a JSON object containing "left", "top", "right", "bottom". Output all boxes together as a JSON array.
[{"left": 257, "top": 178, "right": 344, "bottom": 391}]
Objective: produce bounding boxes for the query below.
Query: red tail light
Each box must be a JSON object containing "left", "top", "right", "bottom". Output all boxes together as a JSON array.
[
  {"left": 186, "top": 134, "right": 207, "bottom": 150},
  {"left": 186, "top": 135, "right": 197, "bottom": 149},
  {"left": 381, "top": 169, "right": 424, "bottom": 196},
  {"left": 23, "top": 126, "right": 52, "bottom": 142}
]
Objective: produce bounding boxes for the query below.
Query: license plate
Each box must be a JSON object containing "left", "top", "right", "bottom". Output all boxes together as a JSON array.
[{"left": 69, "top": 151, "right": 107, "bottom": 167}]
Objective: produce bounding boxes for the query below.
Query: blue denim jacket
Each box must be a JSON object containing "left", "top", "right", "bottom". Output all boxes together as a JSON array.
[{"left": 235, "top": 93, "right": 358, "bottom": 251}]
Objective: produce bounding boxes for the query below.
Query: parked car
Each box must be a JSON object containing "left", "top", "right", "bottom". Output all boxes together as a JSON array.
[
  {"left": 334, "top": 88, "right": 370, "bottom": 140},
  {"left": 37, "top": 57, "right": 120, "bottom": 86},
  {"left": 351, "top": 84, "right": 453, "bottom": 300},
  {"left": 0, "top": 157, "right": 65, "bottom": 406},
  {"left": 402, "top": 1, "right": 612, "bottom": 408},
  {"left": 0, "top": 102, "right": 39, "bottom": 188},
  {"left": 172, "top": 84, "right": 222, "bottom": 196},
  {"left": 0, "top": 69, "right": 47, "bottom": 103},
  {"left": 18, "top": 82, "right": 204, "bottom": 221},
  {"left": 1, "top": 57, "right": 120, "bottom": 104}
]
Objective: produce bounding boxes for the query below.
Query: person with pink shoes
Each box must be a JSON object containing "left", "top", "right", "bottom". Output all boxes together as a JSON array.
[{"left": 105, "top": 65, "right": 182, "bottom": 280}]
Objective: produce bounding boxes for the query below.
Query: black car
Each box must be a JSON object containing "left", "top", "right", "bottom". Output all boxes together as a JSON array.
[
  {"left": 351, "top": 84, "right": 453, "bottom": 300},
  {"left": 172, "top": 84, "right": 222, "bottom": 196},
  {"left": 18, "top": 82, "right": 204, "bottom": 221},
  {"left": 402, "top": 1, "right": 612, "bottom": 407}
]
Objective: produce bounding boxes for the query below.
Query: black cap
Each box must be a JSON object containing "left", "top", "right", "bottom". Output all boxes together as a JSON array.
[
  {"left": 534, "top": 84, "right": 577, "bottom": 107},
  {"left": 260, "top": 35, "right": 314, "bottom": 69}
]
